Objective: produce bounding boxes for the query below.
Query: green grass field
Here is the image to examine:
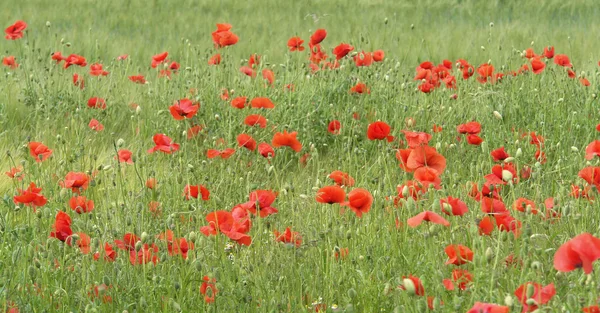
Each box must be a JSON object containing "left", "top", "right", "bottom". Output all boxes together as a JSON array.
[{"left": 2, "top": 1, "right": 600, "bottom": 312}]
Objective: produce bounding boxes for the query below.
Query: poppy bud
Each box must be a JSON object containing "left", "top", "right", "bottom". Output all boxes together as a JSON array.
[
  {"left": 503, "top": 157, "right": 514, "bottom": 163},
  {"left": 141, "top": 232, "right": 149, "bottom": 243},
  {"left": 345, "top": 304, "right": 355, "bottom": 313},
  {"left": 134, "top": 241, "right": 142, "bottom": 252},
  {"left": 525, "top": 283, "right": 535, "bottom": 299},
  {"left": 384, "top": 17, "right": 388, "bottom": 24},
  {"left": 189, "top": 231, "right": 197, "bottom": 243},
  {"left": 485, "top": 247, "right": 494, "bottom": 263},
  {"left": 481, "top": 46, "right": 486, "bottom": 51},
  {"left": 410, "top": 24, "right": 414, "bottom": 29},
  {"left": 515, "top": 148, "right": 523, "bottom": 158},
  {"left": 103, "top": 276, "right": 111, "bottom": 286},
  {"left": 46, "top": 21, "right": 51, "bottom": 27},
  {"left": 66, "top": 42, "right": 71, "bottom": 47},
  {"left": 383, "top": 283, "right": 393, "bottom": 296},
  {"left": 530, "top": 261, "right": 542, "bottom": 270},
  {"left": 501, "top": 170, "right": 513, "bottom": 182},
  {"left": 489, "top": 22, "right": 494, "bottom": 27},
  {"left": 493, "top": 111, "right": 502, "bottom": 120},
  {"left": 525, "top": 298, "right": 538, "bottom": 306},
  {"left": 347, "top": 288, "right": 357, "bottom": 299},
  {"left": 504, "top": 295, "right": 514, "bottom": 307}
]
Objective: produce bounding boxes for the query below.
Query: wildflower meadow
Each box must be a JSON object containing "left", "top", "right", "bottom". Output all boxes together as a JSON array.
[{"left": 3, "top": 1, "right": 600, "bottom": 312}]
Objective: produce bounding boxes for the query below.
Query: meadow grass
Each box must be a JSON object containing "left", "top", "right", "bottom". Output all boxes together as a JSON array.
[{"left": 2, "top": 0, "right": 600, "bottom": 312}]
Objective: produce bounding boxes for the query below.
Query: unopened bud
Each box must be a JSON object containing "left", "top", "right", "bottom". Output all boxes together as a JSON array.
[
  {"left": 493, "top": 111, "right": 503, "bottom": 120},
  {"left": 515, "top": 148, "right": 523, "bottom": 158},
  {"left": 502, "top": 170, "right": 513, "bottom": 182}
]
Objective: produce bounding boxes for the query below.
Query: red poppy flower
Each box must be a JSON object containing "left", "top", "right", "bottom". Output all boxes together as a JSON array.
[
  {"left": 554, "top": 233, "right": 600, "bottom": 274},
  {"left": 514, "top": 282, "right": 555, "bottom": 312},
  {"left": 117, "top": 149, "right": 134, "bottom": 164},
  {"left": 329, "top": 170, "right": 354, "bottom": 187},
  {"left": 13, "top": 182, "right": 47, "bottom": 209},
  {"left": 169, "top": 61, "right": 180, "bottom": 71},
  {"left": 157, "top": 230, "right": 194, "bottom": 259},
  {"left": 272, "top": 130, "right": 302, "bottom": 152},
  {"left": 169, "top": 98, "right": 199, "bottom": 120},
  {"left": 466, "top": 134, "right": 484, "bottom": 145},
  {"left": 579, "top": 166, "right": 600, "bottom": 190},
  {"left": 208, "top": 53, "right": 221, "bottom": 65},
  {"left": 52, "top": 51, "right": 65, "bottom": 63},
  {"left": 478, "top": 216, "right": 495, "bottom": 235},
  {"left": 69, "top": 196, "right": 94, "bottom": 214},
  {"left": 333, "top": 43, "right": 354, "bottom": 60},
  {"left": 146, "top": 178, "right": 157, "bottom": 189},
  {"left": 231, "top": 96, "right": 247, "bottom": 109},
  {"left": 402, "top": 130, "right": 432, "bottom": 148},
  {"left": 262, "top": 69, "right": 275, "bottom": 85},
  {"left": 64, "top": 54, "right": 87, "bottom": 69},
  {"left": 350, "top": 82, "right": 370, "bottom": 94},
  {"left": 457, "top": 121, "right": 481, "bottom": 134},
  {"left": 581, "top": 77, "right": 591, "bottom": 87},
  {"left": 373, "top": 50, "right": 385, "bottom": 62},
  {"left": 211, "top": 23, "right": 239, "bottom": 48},
  {"left": 328, "top": 120, "right": 341, "bottom": 135},
  {"left": 200, "top": 276, "right": 218, "bottom": 303},
  {"left": 490, "top": 147, "right": 510, "bottom": 162},
  {"left": 445, "top": 244, "right": 474, "bottom": 265},
  {"left": 440, "top": 197, "right": 468, "bottom": 216},
  {"left": 512, "top": 198, "right": 537, "bottom": 214},
  {"left": 187, "top": 125, "right": 204, "bottom": 139},
  {"left": 242, "top": 115, "right": 267, "bottom": 129},
  {"left": 274, "top": 227, "right": 302, "bottom": 247},
  {"left": 402, "top": 146, "right": 447, "bottom": 174},
  {"left": 88, "top": 119, "right": 104, "bottom": 131},
  {"left": 554, "top": 54, "right": 572, "bottom": 67},
  {"left": 5, "top": 20, "right": 27, "bottom": 40},
  {"left": 414, "top": 167, "right": 441, "bottom": 189},
  {"left": 73, "top": 73, "right": 85, "bottom": 89},
  {"left": 237, "top": 133, "right": 257, "bottom": 151},
  {"left": 29, "top": 142, "right": 53, "bottom": 162},
  {"left": 418, "top": 81, "right": 435, "bottom": 93},
  {"left": 585, "top": 140, "right": 600, "bottom": 160},
  {"left": 583, "top": 306, "right": 600, "bottom": 313},
  {"left": 183, "top": 185, "right": 210, "bottom": 200},
  {"left": 443, "top": 269, "right": 473, "bottom": 291},
  {"left": 60, "top": 172, "right": 90, "bottom": 193},
  {"left": 310, "top": 29, "right": 327, "bottom": 46},
  {"left": 89, "top": 63, "right": 109, "bottom": 76},
  {"left": 531, "top": 58, "right": 545, "bottom": 74},
  {"left": 250, "top": 97, "right": 275, "bottom": 109},
  {"left": 466, "top": 302, "right": 509, "bottom": 313},
  {"left": 354, "top": 51, "right": 373, "bottom": 67},
  {"left": 50, "top": 211, "right": 73, "bottom": 244},
  {"left": 543, "top": 46, "right": 554, "bottom": 59},
  {"left": 76, "top": 232, "right": 92, "bottom": 254},
  {"left": 367, "top": 121, "right": 394, "bottom": 142},
  {"left": 128, "top": 75, "right": 146, "bottom": 84},
  {"left": 258, "top": 143, "right": 275, "bottom": 158},
  {"left": 239, "top": 190, "right": 278, "bottom": 218},
  {"left": 316, "top": 185, "right": 346, "bottom": 204},
  {"left": 341, "top": 188, "right": 373, "bottom": 218},
  {"left": 87, "top": 97, "right": 107, "bottom": 109},
  {"left": 5, "top": 167, "right": 23, "bottom": 181},
  {"left": 151, "top": 51, "right": 168, "bottom": 68},
  {"left": 568, "top": 69, "right": 576, "bottom": 79},
  {"left": 147, "top": 134, "right": 180, "bottom": 154},
  {"left": 2, "top": 56, "right": 18, "bottom": 69},
  {"left": 407, "top": 211, "right": 450, "bottom": 227},
  {"left": 129, "top": 243, "right": 159, "bottom": 265},
  {"left": 93, "top": 242, "right": 117, "bottom": 262},
  {"left": 240, "top": 66, "right": 256, "bottom": 77},
  {"left": 201, "top": 208, "right": 252, "bottom": 245},
  {"left": 117, "top": 54, "right": 128, "bottom": 61},
  {"left": 287, "top": 37, "right": 305, "bottom": 51},
  {"left": 477, "top": 64, "right": 494, "bottom": 83}
]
